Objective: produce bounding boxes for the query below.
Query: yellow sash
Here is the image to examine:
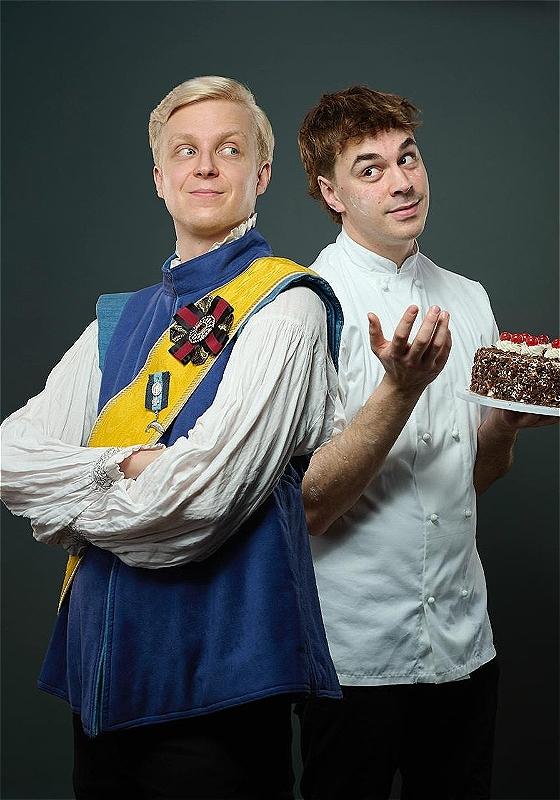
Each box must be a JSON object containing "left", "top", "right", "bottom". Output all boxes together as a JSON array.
[{"left": 58, "top": 256, "right": 316, "bottom": 609}]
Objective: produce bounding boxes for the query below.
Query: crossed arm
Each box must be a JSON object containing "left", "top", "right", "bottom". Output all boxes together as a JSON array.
[{"left": 1, "top": 288, "right": 336, "bottom": 566}]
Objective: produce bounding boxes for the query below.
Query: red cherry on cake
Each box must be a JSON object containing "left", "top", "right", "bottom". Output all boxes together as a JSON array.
[
  {"left": 551, "top": 338, "right": 560, "bottom": 349},
  {"left": 522, "top": 333, "right": 534, "bottom": 344},
  {"left": 536, "top": 334, "right": 550, "bottom": 344},
  {"left": 510, "top": 333, "right": 524, "bottom": 344},
  {"left": 525, "top": 335, "right": 539, "bottom": 346},
  {"left": 499, "top": 332, "right": 512, "bottom": 340}
]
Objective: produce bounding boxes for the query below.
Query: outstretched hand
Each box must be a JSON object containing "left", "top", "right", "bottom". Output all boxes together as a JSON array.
[{"left": 368, "top": 304, "right": 452, "bottom": 398}]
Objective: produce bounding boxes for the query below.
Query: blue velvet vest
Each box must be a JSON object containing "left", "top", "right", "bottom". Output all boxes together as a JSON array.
[{"left": 38, "top": 230, "right": 343, "bottom": 736}]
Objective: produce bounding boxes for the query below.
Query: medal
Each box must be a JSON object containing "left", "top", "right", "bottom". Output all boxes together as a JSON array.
[
  {"left": 145, "top": 371, "right": 170, "bottom": 434},
  {"left": 169, "top": 295, "right": 234, "bottom": 366}
]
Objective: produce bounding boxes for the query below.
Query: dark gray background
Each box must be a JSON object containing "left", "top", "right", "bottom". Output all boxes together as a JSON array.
[{"left": 1, "top": 2, "right": 558, "bottom": 798}]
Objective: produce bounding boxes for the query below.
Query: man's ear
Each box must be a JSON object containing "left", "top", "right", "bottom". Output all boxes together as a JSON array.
[
  {"left": 318, "top": 176, "right": 345, "bottom": 214},
  {"left": 153, "top": 166, "right": 164, "bottom": 199},
  {"left": 256, "top": 162, "right": 272, "bottom": 197}
]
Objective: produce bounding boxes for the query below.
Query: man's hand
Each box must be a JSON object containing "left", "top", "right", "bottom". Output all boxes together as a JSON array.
[
  {"left": 368, "top": 304, "right": 451, "bottom": 399},
  {"left": 486, "top": 408, "right": 559, "bottom": 433},
  {"left": 119, "top": 448, "right": 166, "bottom": 479},
  {"left": 474, "top": 408, "right": 558, "bottom": 494}
]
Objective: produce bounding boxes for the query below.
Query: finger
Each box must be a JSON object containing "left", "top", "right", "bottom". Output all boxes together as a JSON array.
[
  {"left": 517, "top": 413, "right": 559, "bottom": 429},
  {"left": 391, "top": 305, "right": 419, "bottom": 355},
  {"left": 535, "top": 416, "right": 560, "bottom": 427},
  {"left": 408, "top": 305, "right": 441, "bottom": 359},
  {"left": 368, "top": 313, "right": 389, "bottom": 353},
  {"left": 430, "top": 310, "right": 450, "bottom": 348},
  {"left": 433, "top": 329, "right": 452, "bottom": 371},
  {"left": 425, "top": 311, "right": 451, "bottom": 360}
]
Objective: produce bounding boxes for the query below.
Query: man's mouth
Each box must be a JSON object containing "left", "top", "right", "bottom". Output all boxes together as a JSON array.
[
  {"left": 388, "top": 198, "right": 422, "bottom": 218},
  {"left": 389, "top": 198, "right": 421, "bottom": 214}
]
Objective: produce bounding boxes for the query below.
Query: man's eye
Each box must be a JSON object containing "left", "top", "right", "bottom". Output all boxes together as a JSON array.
[
  {"left": 399, "top": 153, "right": 417, "bottom": 166},
  {"left": 362, "top": 166, "right": 381, "bottom": 178},
  {"left": 221, "top": 146, "right": 240, "bottom": 156},
  {"left": 178, "top": 146, "right": 196, "bottom": 157}
]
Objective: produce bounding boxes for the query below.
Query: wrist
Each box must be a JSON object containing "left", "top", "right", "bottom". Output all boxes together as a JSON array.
[
  {"left": 378, "top": 374, "right": 423, "bottom": 407},
  {"left": 354, "top": 377, "right": 420, "bottom": 449},
  {"left": 481, "top": 410, "right": 520, "bottom": 441},
  {"left": 118, "top": 444, "right": 166, "bottom": 480}
]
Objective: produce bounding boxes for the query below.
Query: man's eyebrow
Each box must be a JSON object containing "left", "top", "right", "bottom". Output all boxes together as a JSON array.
[
  {"left": 398, "top": 136, "right": 417, "bottom": 151},
  {"left": 351, "top": 137, "right": 418, "bottom": 168},
  {"left": 214, "top": 129, "right": 248, "bottom": 141},
  {"left": 352, "top": 152, "right": 382, "bottom": 168},
  {"left": 166, "top": 130, "right": 248, "bottom": 145}
]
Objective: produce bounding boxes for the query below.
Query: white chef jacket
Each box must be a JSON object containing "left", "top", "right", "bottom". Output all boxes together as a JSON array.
[
  {"left": 1, "top": 274, "right": 337, "bottom": 569},
  {"left": 310, "top": 228, "right": 499, "bottom": 685}
]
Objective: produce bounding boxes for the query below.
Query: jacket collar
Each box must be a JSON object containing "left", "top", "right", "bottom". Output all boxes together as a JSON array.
[
  {"left": 338, "top": 227, "right": 419, "bottom": 276},
  {"left": 162, "top": 228, "right": 272, "bottom": 298}
]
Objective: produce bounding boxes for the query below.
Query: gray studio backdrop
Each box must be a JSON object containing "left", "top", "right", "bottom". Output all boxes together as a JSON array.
[{"left": 1, "top": 2, "right": 558, "bottom": 798}]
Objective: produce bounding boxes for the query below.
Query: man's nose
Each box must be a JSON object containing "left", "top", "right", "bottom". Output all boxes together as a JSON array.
[
  {"left": 194, "top": 151, "right": 219, "bottom": 178},
  {"left": 389, "top": 165, "right": 413, "bottom": 195}
]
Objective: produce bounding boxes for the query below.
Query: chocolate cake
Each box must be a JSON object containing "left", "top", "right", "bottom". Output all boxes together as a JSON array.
[{"left": 470, "top": 332, "right": 560, "bottom": 408}]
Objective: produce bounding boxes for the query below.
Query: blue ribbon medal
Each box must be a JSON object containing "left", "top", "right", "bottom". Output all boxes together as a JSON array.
[{"left": 145, "top": 371, "right": 170, "bottom": 434}]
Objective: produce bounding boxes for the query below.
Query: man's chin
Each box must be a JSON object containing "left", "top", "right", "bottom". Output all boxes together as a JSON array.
[
  {"left": 395, "top": 217, "right": 427, "bottom": 241},
  {"left": 179, "top": 216, "right": 235, "bottom": 241}
]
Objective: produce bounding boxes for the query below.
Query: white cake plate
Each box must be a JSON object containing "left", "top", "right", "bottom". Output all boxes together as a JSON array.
[{"left": 457, "top": 389, "right": 560, "bottom": 417}]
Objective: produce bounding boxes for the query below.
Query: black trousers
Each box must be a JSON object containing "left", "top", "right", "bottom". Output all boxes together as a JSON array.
[
  {"left": 73, "top": 696, "right": 295, "bottom": 800},
  {"left": 297, "top": 659, "right": 499, "bottom": 800}
]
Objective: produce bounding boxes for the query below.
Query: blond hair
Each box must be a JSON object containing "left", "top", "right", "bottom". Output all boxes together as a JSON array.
[{"left": 149, "top": 76, "right": 274, "bottom": 167}]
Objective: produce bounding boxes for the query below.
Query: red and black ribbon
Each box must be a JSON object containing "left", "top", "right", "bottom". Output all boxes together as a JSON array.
[{"left": 169, "top": 296, "right": 233, "bottom": 365}]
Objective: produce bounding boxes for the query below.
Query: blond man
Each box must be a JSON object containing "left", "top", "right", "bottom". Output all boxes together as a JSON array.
[{"left": 1, "top": 76, "right": 342, "bottom": 799}]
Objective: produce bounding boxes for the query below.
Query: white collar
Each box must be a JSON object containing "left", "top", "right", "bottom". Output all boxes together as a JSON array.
[
  {"left": 338, "top": 227, "right": 419, "bottom": 275},
  {"left": 171, "top": 213, "right": 257, "bottom": 268}
]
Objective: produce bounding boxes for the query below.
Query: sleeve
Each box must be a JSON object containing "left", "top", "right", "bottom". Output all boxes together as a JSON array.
[
  {"left": 478, "top": 281, "right": 499, "bottom": 347},
  {"left": 70, "top": 286, "right": 337, "bottom": 568},
  {"left": 0, "top": 321, "right": 161, "bottom": 552},
  {"left": 476, "top": 281, "right": 500, "bottom": 422},
  {"left": 331, "top": 337, "right": 349, "bottom": 437}
]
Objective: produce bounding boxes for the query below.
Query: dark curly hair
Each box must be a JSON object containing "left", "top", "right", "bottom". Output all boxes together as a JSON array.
[{"left": 298, "top": 86, "right": 421, "bottom": 223}]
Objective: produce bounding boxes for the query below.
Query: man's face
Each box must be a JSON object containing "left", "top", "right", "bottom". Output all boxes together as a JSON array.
[
  {"left": 154, "top": 98, "right": 270, "bottom": 248},
  {"left": 319, "top": 127, "right": 429, "bottom": 262}
]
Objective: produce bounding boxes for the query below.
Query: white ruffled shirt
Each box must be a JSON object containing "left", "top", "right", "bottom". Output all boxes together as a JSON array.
[
  {"left": 310, "top": 228, "right": 499, "bottom": 685},
  {"left": 1, "top": 229, "right": 337, "bottom": 569}
]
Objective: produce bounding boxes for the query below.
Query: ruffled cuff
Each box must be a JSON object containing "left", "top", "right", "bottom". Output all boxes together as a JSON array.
[{"left": 91, "top": 444, "right": 166, "bottom": 490}]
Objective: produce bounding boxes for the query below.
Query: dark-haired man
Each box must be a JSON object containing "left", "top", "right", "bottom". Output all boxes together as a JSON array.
[{"left": 296, "top": 86, "right": 556, "bottom": 799}]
